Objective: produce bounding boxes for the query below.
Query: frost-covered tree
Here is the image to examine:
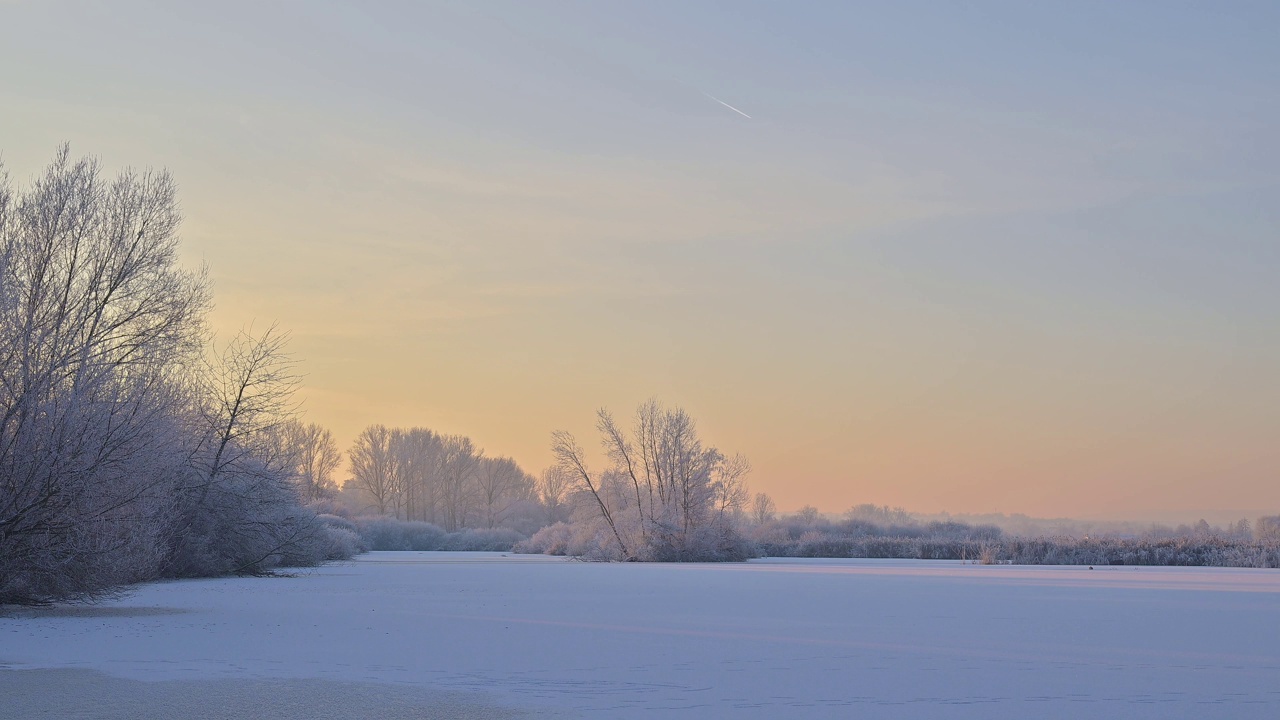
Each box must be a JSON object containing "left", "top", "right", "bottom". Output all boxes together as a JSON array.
[
  {"left": 1257, "top": 516, "right": 1280, "bottom": 543},
  {"left": 539, "top": 466, "right": 572, "bottom": 525},
  {"left": 549, "top": 400, "right": 752, "bottom": 561},
  {"left": 350, "top": 424, "right": 397, "bottom": 516},
  {"left": 166, "top": 325, "right": 334, "bottom": 577},
  {"left": 0, "top": 147, "right": 353, "bottom": 602},
  {"left": 191, "top": 325, "right": 298, "bottom": 489},
  {"left": 794, "top": 505, "right": 822, "bottom": 526},
  {"left": 389, "top": 427, "right": 440, "bottom": 523},
  {"left": 846, "top": 504, "right": 914, "bottom": 525},
  {"left": 282, "top": 421, "right": 341, "bottom": 503},
  {"left": 750, "top": 492, "right": 777, "bottom": 525},
  {"left": 475, "top": 456, "right": 534, "bottom": 529},
  {"left": 0, "top": 148, "right": 209, "bottom": 603},
  {"left": 436, "top": 434, "right": 481, "bottom": 531},
  {"left": 346, "top": 425, "right": 529, "bottom": 533},
  {"left": 712, "top": 453, "right": 751, "bottom": 521}
]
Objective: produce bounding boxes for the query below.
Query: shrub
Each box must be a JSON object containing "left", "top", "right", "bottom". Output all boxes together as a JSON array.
[
  {"left": 351, "top": 516, "right": 528, "bottom": 553},
  {"left": 354, "top": 517, "right": 447, "bottom": 551}
]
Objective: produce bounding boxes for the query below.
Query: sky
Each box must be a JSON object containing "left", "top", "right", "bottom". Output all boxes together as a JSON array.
[{"left": 2, "top": 1, "right": 1277, "bottom": 522}]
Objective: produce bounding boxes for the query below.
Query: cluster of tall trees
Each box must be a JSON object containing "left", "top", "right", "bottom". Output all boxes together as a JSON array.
[
  {"left": 345, "top": 426, "right": 540, "bottom": 534},
  {"left": 532, "top": 400, "right": 753, "bottom": 561},
  {"left": 0, "top": 147, "right": 352, "bottom": 605}
]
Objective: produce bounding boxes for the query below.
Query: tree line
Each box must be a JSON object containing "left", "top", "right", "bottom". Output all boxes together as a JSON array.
[
  {"left": 341, "top": 425, "right": 545, "bottom": 535},
  {"left": 518, "top": 402, "right": 1280, "bottom": 568},
  {"left": 336, "top": 400, "right": 757, "bottom": 561}
]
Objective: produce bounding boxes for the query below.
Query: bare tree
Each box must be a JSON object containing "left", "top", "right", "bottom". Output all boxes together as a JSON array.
[
  {"left": 192, "top": 325, "right": 298, "bottom": 491},
  {"left": 0, "top": 147, "right": 209, "bottom": 602},
  {"left": 391, "top": 427, "right": 441, "bottom": 523},
  {"left": 625, "top": 400, "right": 722, "bottom": 553},
  {"left": 552, "top": 429, "right": 630, "bottom": 559},
  {"left": 845, "top": 504, "right": 912, "bottom": 525},
  {"left": 349, "top": 425, "right": 397, "bottom": 515},
  {"left": 551, "top": 400, "right": 750, "bottom": 561},
  {"left": 437, "top": 434, "right": 480, "bottom": 531},
  {"left": 751, "top": 492, "right": 777, "bottom": 525},
  {"left": 538, "top": 466, "right": 572, "bottom": 525},
  {"left": 344, "top": 424, "right": 537, "bottom": 533},
  {"left": 1257, "top": 516, "right": 1280, "bottom": 543},
  {"left": 712, "top": 453, "right": 751, "bottom": 520},
  {"left": 167, "top": 324, "right": 326, "bottom": 577},
  {"left": 795, "top": 505, "right": 821, "bottom": 526},
  {"left": 475, "top": 456, "right": 527, "bottom": 529},
  {"left": 283, "top": 421, "right": 341, "bottom": 503}
]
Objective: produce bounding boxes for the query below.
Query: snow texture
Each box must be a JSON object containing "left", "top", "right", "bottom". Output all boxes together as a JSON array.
[{"left": 3, "top": 552, "right": 1279, "bottom": 718}]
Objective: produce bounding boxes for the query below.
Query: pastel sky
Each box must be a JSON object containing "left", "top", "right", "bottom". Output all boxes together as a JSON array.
[{"left": 3, "top": 1, "right": 1277, "bottom": 522}]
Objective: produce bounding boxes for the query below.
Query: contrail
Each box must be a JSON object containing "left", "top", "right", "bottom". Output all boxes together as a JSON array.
[{"left": 703, "top": 92, "right": 752, "bottom": 119}]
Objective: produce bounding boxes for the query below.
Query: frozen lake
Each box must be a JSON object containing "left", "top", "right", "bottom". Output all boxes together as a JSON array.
[{"left": 3, "top": 552, "right": 1279, "bottom": 718}]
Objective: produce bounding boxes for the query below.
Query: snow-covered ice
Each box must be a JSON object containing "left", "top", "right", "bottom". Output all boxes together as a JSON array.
[{"left": 3, "top": 552, "right": 1279, "bottom": 718}]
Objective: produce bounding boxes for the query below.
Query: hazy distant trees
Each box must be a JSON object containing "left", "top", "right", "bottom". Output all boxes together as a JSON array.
[
  {"left": 539, "top": 400, "right": 752, "bottom": 561},
  {"left": 733, "top": 509, "right": 1280, "bottom": 568},
  {"left": 350, "top": 425, "right": 397, "bottom": 515},
  {"left": 1257, "top": 516, "right": 1280, "bottom": 543},
  {"left": 344, "top": 426, "right": 537, "bottom": 534},
  {"left": 795, "top": 505, "right": 821, "bottom": 526},
  {"left": 282, "top": 421, "right": 341, "bottom": 502},
  {"left": 750, "top": 493, "right": 777, "bottom": 525},
  {"left": 0, "top": 146, "right": 353, "bottom": 604},
  {"left": 846, "top": 504, "right": 913, "bottom": 525},
  {"left": 437, "top": 434, "right": 481, "bottom": 531},
  {"left": 712, "top": 453, "right": 751, "bottom": 520},
  {"left": 476, "top": 456, "right": 534, "bottom": 529},
  {"left": 392, "top": 427, "right": 437, "bottom": 522},
  {"left": 538, "top": 467, "right": 572, "bottom": 525}
]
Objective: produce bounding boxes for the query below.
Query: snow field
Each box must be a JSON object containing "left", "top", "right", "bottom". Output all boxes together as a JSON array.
[{"left": 3, "top": 552, "right": 1279, "bottom": 718}]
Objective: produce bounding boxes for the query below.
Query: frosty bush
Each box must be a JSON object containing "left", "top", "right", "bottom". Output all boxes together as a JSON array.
[
  {"left": 315, "top": 513, "right": 357, "bottom": 533},
  {"left": 319, "top": 527, "right": 365, "bottom": 560},
  {"left": 515, "top": 522, "right": 576, "bottom": 556},
  {"left": 351, "top": 516, "right": 526, "bottom": 552},
  {"left": 355, "top": 517, "right": 448, "bottom": 551},
  {"left": 516, "top": 519, "right": 631, "bottom": 561}
]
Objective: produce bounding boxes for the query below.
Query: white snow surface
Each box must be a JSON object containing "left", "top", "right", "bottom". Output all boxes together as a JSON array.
[{"left": 4, "top": 552, "right": 1280, "bottom": 718}]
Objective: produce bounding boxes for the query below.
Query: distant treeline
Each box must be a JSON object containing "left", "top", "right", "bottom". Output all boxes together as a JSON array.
[
  {"left": 737, "top": 508, "right": 1280, "bottom": 568},
  {"left": 507, "top": 505, "right": 1280, "bottom": 568},
  {"left": 506, "top": 402, "right": 1280, "bottom": 568},
  {"left": 336, "top": 427, "right": 550, "bottom": 535},
  {"left": 340, "top": 506, "right": 1280, "bottom": 569},
  {"left": 320, "top": 515, "right": 526, "bottom": 553},
  {"left": 323, "top": 409, "right": 1280, "bottom": 570}
]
